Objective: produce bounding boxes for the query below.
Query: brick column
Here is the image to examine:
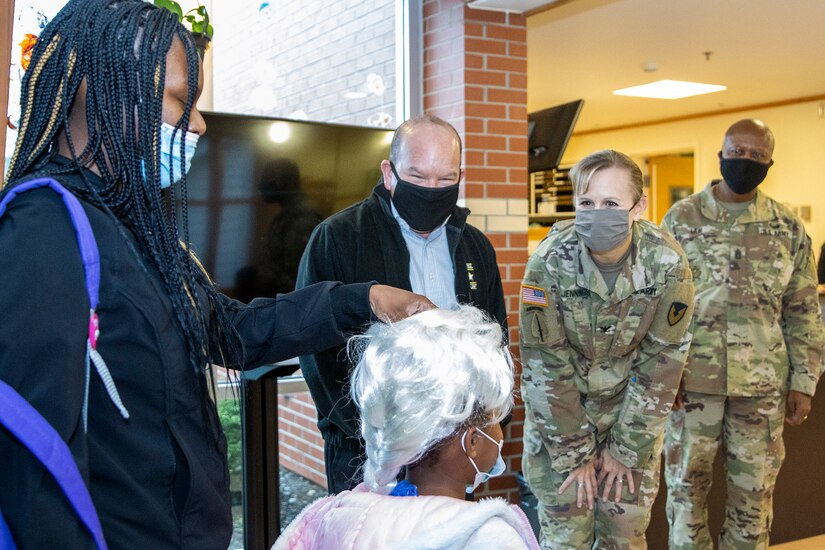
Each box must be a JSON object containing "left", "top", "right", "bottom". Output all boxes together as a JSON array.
[{"left": 424, "top": 0, "right": 528, "bottom": 502}]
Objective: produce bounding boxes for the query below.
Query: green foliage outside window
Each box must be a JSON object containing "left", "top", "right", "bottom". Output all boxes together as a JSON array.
[{"left": 218, "top": 398, "right": 243, "bottom": 485}]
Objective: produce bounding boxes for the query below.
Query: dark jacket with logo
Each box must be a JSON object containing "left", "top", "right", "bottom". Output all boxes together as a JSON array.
[
  {"left": 296, "top": 182, "right": 507, "bottom": 448},
  {"left": 0, "top": 164, "right": 373, "bottom": 549}
]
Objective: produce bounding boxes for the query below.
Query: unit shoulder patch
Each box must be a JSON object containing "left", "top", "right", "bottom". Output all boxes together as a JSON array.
[
  {"left": 667, "top": 302, "right": 689, "bottom": 326},
  {"left": 648, "top": 280, "right": 694, "bottom": 344}
]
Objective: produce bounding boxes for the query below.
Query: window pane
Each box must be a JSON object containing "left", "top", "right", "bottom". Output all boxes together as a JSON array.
[{"left": 212, "top": 0, "right": 397, "bottom": 128}]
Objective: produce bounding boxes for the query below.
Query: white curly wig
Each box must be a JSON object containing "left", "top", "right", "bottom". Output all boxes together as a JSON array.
[{"left": 348, "top": 305, "right": 514, "bottom": 493}]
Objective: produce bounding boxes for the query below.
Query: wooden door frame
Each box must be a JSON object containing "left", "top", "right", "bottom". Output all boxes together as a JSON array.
[{"left": 1, "top": 0, "right": 16, "bottom": 173}]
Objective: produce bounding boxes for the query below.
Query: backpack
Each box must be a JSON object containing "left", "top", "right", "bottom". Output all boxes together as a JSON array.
[{"left": 0, "top": 177, "right": 117, "bottom": 550}]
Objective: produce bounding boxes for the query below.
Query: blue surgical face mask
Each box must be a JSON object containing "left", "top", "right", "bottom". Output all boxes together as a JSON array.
[
  {"left": 462, "top": 428, "right": 506, "bottom": 494},
  {"left": 145, "top": 122, "right": 200, "bottom": 189}
]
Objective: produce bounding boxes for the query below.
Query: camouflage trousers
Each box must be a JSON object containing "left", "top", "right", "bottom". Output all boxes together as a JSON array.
[
  {"left": 663, "top": 392, "right": 786, "bottom": 550},
  {"left": 523, "top": 434, "right": 664, "bottom": 549}
]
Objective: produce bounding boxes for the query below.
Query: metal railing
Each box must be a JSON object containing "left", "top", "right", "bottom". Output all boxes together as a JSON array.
[{"left": 240, "top": 360, "right": 310, "bottom": 550}]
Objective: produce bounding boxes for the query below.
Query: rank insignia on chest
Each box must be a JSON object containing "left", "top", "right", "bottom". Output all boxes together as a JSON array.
[
  {"left": 521, "top": 284, "right": 548, "bottom": 307},
  {"left": 466, "top": 262, "right": 477, "bottom": 290},
  {"left": 667, "top": 302, "right": 688, "bottom": 326}
]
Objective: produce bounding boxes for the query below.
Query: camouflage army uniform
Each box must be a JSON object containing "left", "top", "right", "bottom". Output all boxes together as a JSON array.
[
  {"left": 520, "top": 219, "right": 694, "bottom": 549},
  {"left": 662, "top": 182, "right": 824, "bottom": 550}
]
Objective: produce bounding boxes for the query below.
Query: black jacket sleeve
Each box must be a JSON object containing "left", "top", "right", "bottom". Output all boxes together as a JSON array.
[
  {"left": 0, "top": 190, "right": 97, "bottom": 548},
  {"left": 217, "top": 280, "right": 373, "bottom": 368},
  {"left": 486, "top": 242, "right": 509, "bottom": 340},
  {"left": 463, "top": 225, "right": 508, "bottom": 341},
  {"left": 818, "top": 242, "right": 825, "bottom": 284}
]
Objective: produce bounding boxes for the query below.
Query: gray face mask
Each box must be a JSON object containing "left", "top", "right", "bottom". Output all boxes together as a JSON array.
[{"left": 574, "top": 208, "right": 631, "bottom": 252}]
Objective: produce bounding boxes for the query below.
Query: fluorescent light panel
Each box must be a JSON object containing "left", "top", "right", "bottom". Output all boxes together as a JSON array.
[
  {"left": 467, "top": 0, "right": 559, "bottom": 13},
  {"left": 613, "top": 79, "right": 726, "bottom": 99}
]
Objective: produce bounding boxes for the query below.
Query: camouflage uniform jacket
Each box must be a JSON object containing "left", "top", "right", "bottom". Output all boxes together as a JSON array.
[
  {"left": 520, "top": 219, "right": 694, "bottom": 472},
  {"left": 662, "top": 181, "right": 823, "bottom": 397}
]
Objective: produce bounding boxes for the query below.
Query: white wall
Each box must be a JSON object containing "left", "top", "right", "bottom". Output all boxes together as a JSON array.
[{"left": 562, "top": 100, "right": 825, "bottom": 256}]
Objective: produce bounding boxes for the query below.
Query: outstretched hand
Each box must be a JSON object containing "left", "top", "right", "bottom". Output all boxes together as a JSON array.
[
  {"left": 368, "top": 285, "right": 435, "bottom": 322},
  {"left": 559, "top": 460, "right": 597, "bottom": 510},
  {"left": 596, "top": 449, "right": 635, "bottom": 503}
]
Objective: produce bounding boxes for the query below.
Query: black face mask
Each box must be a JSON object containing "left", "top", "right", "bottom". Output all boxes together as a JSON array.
[
  {"left": 389, "top": 162, "right": 460, "bottom": 232},
  {"left": 719, "top": 152, "right": 772, "bottom": 195}
]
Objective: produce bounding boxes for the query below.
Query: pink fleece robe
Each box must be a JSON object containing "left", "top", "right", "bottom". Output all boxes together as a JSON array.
[{"left": 273, "top": 483, "right": 540, "bottom": 550}]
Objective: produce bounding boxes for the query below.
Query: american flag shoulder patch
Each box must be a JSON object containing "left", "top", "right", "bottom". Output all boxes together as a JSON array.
[{"left": 521, "top": 284, "right": 548, "bottom": 307}]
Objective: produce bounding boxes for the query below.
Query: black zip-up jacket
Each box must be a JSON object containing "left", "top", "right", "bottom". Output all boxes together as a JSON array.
[
  {"left": 0, "top": 163, "right": 373, "bottom": 549},
  {"left": 296, "top": 182, "right": 508, "bottom": 448}
]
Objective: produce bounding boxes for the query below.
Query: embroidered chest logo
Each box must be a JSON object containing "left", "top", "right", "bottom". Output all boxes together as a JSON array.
[
  {"left": 667, "top": 302, "right": 689, "bottom": 326},
  {"left": 466, "top": 262, "right": 477, "bottom": 290}
]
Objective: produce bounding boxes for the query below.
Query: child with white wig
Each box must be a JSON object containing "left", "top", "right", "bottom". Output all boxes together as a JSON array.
[{"left": 273, "top": 306, "right": 539, "bottom": 550}]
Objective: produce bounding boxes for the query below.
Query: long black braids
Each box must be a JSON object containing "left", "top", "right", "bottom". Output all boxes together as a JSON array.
[{"left": 4, "top": 0, "right": 243, "bottom": 437}]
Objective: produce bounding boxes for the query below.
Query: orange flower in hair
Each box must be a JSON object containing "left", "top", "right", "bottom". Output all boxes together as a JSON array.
[{"left": 20, "top": 34, "right": 38, "bottom": 71}]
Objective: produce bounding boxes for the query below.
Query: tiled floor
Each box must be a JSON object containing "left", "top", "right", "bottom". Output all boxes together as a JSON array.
[{"left": 771, "top": 534, "right": 825, "bottom": 549}]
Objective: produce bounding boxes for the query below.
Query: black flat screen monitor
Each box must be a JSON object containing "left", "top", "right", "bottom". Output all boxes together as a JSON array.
[
  {"left": 186, "top": 112, "right": 392, "bottom": 302},
  {"left": 528, "top": 99, "right": 584, "bottom": 172}
]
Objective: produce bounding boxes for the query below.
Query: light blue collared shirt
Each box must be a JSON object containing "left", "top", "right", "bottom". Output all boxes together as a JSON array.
[{"left": 391, "top": 202, "right": 458, "bottom": 310}]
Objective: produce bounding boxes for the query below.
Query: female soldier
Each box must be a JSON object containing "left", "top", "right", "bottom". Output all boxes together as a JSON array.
[{"left": 519, "top": 150, "right": 694, "bottom": 549}]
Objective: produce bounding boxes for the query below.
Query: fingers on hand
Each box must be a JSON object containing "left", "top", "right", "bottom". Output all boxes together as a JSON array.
[
  {"left": 613, "top": 475, "right": 623, "bottom": 503},
  {"left": 568, "top": 475, "right": 594, "bottom": 509},
  {"left": 587, "top": 471, "right": 597, "bottom": 509},
  {"left": 582, "top": 478, "right": 595, "bottom": 510},
  {"left": 602, "top": 473, "right": 614, "bottom": 502},
  {"left": 576, "top": 479, "right": 585, "bottom": 508},
  {"left": 626, "top": 471, "right": 636, "bottom": 495}
]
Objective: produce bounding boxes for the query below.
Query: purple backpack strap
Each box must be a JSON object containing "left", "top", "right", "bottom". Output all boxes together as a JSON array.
[
  {"left": 0, "top": 177, "right": 100, "bottom": 309},
  {"left": 0, "top": 178, "right": 129, "bottom": 424},
  {"left": 0, "top": 380, "right": 107, "bottom": 550},
  {"left": 0, "top": 177, "right": 108, "bottom": 549},
  {"left": 0, "top": 509, "right": 15, "bottom": 550}
]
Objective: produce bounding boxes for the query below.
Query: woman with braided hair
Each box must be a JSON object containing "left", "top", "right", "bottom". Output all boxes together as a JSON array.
[{"left": 0, "top": 1, "right": 431, "bottom": 548}]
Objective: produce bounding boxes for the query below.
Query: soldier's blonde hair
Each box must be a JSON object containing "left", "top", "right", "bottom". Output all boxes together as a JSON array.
[
  {"left": 570, "top": 149, "right": 644, "bottom": 204},
  {"left": 349, "top": 306, "right": 513, "bottom": 494}
]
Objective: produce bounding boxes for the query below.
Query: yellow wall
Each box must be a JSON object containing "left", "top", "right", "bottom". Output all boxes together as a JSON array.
[
  {"left": 649, "top": 154, "right": 694, "bottom": 225},
  {"left": 562, "top": 100, "right": 825, "bottom": 257}
]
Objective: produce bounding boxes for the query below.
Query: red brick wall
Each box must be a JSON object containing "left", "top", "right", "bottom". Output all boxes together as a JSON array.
[
  {"left": 278, "top": 392, "right": 327, "bottom": 489},
  {"left": 424, "top": 0, "right": 528, "bottom": 502}
]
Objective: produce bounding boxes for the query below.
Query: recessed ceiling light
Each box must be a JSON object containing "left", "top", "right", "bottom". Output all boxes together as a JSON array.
[
  {"left": 613, "top": 79, "right": 726, "bottom": 100},
  {"left": 344, "top": 91, "right": 368, "bottom": 100}
]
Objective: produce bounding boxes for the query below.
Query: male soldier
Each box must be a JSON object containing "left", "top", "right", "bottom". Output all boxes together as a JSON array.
[
  {"left": 663, "top": 119, "right": 824, "bottom": 549},
  {"left": 297, "top": 114, "right": 507, "bottom": 493},
  {"left": 520, "top": 150, "right": 694, "bottom": 548}
]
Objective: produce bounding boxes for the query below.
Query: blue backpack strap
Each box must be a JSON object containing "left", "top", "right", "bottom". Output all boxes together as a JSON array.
[{"left": 0, "top": 380, "right": 108, "bottom": 550}]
